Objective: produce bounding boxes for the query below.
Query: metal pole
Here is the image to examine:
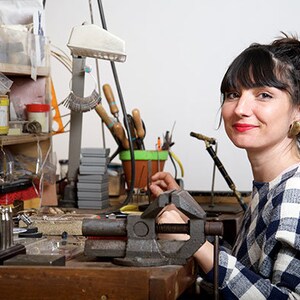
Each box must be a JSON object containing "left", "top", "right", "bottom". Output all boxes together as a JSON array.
[
  {"left": 214, "top": 235, "right": 220, "bottom": 300},
  {"left": 61, "top": 57, "right": 86, "bottom": 207}
]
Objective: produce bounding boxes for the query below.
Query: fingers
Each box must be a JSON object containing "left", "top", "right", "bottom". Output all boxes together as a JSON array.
[
  {"left": 151, "top": 179, "right": 168, "bottom": 190},
  {"left": 151, "top": 172, "right": 180, "bottom": 191},
  {"left": 151, "top": 171, "right": 173, "bottom": 183},
  {"left": 149, "top": 184, "right": 164, "bottom": 197},
  {"left": 157, "top": 209, "right": 185, "bottom": 224}
]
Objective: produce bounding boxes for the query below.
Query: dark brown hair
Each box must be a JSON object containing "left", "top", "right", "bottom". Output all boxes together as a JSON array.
[{"left": 220, "top": 34, "right": 300, "bottom": 106}]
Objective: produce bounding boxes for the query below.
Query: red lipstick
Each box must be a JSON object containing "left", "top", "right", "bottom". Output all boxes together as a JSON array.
[{"left": 233, "top": 123, "right": 258, "bottom": 132}]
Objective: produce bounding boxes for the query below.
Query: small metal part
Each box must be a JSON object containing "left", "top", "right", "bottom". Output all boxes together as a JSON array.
[
  {"left": 23, "top": 120, "right": 42, "bottom": 134},
  {"left": 3, "top": 254, "right": 66, "bottom": 266},
  {"left": 19, "top": 213, "right": 33, "bottom": 227},
  {"left": 0, "top": 208, "right": 2, "bottom": 250},
  {"left": 61, "top": 231, "right": 68, "bottom": 246},
  {"left": 190, "top": 131, "right": 216, "bottom": 145},
  {"left": 7, "top": 207, "right": 13, "bottom": 248},
  {"left": 1, "top": 208, "right": 6, "bottom": 250}
]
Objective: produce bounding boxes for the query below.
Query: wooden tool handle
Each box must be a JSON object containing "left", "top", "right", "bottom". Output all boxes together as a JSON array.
[
  {"left": 113, "top": 122, "right": 129, "bottom": 149},
  {"left": 95, "top": 104, "right": 114, "bottom": 130},
  {"left": 132, "top": 108, "right": 145, "bottom": 138},
  {"left": 103, "top": 84, "right": 119, "bottom": 116}
]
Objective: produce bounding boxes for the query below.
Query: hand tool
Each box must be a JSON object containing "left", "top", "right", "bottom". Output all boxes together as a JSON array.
[
  {"left": 156, "top": 137, "right": 161, "bottom": 151},
  {"left": 95, "top": 103, "right": 126, "bottom": 151},
  {"left": 190, "top": 131, "right": 216, "bottom": 145},
  {"left": 190, "top": 131, "right": 247, "bottom": 212},
  {"left": 103, "top": 83, "right": 120, "bottom": 122},
  {"left": 162, "top": 131, "right": 172, "bottom": 150},
  {"left": 162, "top": 129, "right": 184, "bottom": 178},
  {"left": 132, "top": 108, "right": 145, "bottom": 149},
  {"left": 112, "top": 122, "right": 129, "bottom": 150},
  {"left": 125, "top": 114, "right": 139, "bottom": 149},
  {"left": 95, "top": 103, "right": 115, "bottom": 134}
]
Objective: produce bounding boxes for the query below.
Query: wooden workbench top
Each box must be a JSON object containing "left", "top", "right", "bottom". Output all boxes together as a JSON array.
[{"left": 0, "top": 253, "right": 197, "bottom": 300}]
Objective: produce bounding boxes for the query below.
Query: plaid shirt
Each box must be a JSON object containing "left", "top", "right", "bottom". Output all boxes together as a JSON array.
[{"left": 207, "top": 164, "right": 300, "bottom": 299}]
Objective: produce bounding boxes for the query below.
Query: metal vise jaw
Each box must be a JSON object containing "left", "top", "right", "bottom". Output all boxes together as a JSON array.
[{"left": 83, "top": 189, "right": 206, "bottom": 267}]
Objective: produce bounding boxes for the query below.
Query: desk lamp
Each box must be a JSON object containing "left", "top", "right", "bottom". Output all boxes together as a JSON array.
[{"left": 61, "top": 23, "right": 126, "bottom": 207}]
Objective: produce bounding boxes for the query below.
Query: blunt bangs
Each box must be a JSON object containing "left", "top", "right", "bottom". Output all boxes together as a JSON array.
[{"left": 221, "top": 45, "right": 289, "bottom": 96}]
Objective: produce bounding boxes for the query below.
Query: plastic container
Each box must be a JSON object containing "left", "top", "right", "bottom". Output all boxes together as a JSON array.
[
  {"left": 59, "top": 159, "right": 68, "bottom": 180},
  {"left": 26, "top": 103, "right": 50, "bottom": 133},
  {"left": 0, "top": 95, "right": 9, "bottom": 135},
  {"left": 0, "top": 73, "right": 13, "bottom": 95},
  {"left": 119, "top": 150, "right": 168, "bottom": 188}
]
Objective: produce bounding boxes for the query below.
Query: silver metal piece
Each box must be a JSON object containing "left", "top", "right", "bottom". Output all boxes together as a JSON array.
[
  {"left": 0, "top": 208, "right": 3, "bottom": 250},
  {"left": 19, "top": 213, "right": 33, "bottom": 227},
  {"left": 2, "top": 208, "right": 7, "bottom": 250},
  {"left": 190, "top": 131, "right": 216, "bottom": 145},
  {"left": 7, "top": 207, "right": 13, "bottom": 247},
  {"left": 62, "top": 89, "right": 101, "bottom": 112}
]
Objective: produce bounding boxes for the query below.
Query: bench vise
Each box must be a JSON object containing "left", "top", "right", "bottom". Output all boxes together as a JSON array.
[{"left": 83, "top": 190, "right": 222, "bottom": 267}]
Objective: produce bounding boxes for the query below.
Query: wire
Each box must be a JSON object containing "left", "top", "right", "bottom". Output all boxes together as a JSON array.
[
  {"left": 88, "top": 0, "right": 106, "bottom": 148},
  {"left": 50, "top": 44, "right": 72, "bottom": 72},
  {"left": 51, "top": 51, "right": 72, "bottom": 72},
  {"left": 96, "top": 0, "right": 135, "bottom": 211},
  {"left": 169, "top": 150, "right": 177, "bottom": 179},
  {"left": 169, "top": 151, "right": 184, "bottom": 178}
]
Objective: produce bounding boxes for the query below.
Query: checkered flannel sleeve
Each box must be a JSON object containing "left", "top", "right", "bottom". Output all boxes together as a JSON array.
[{"left": 206, "top": 175, "right": 300, "bottom": 299}]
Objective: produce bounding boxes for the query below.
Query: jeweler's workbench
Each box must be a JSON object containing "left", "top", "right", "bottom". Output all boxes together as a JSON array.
[
  {"left": 0, "top": 192, "right": 248, "bottom": 300},
  {"left": 0, "top": 200, "right": 198, "bottom": 300}
]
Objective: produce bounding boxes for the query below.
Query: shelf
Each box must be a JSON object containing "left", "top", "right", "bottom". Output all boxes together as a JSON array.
[
  {"left": 0, "top": 63, "right": 50, "bottom": 77},
  {"left": 0, "top": 133, "right": 51, "bottom": 146}
]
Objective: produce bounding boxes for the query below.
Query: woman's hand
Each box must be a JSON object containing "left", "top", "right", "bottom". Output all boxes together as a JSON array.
[
  {"left": 157, "top": 204, "right": 214, "bottom": 273},
  {"left": 157, "top": 204, "right": 189, "bottom": 240},
  {"left": 149, "top": 172, "right": 180, "bottom": 197}
]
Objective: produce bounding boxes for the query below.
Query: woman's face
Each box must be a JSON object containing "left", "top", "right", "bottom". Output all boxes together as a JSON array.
[{"left": 221, "top": 86, "right": 299, "bottom": 153}]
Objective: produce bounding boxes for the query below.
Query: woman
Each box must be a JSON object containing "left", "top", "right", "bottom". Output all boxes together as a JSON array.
[{"left": 150, "top": 35, "right": 300, "bottom": 299}]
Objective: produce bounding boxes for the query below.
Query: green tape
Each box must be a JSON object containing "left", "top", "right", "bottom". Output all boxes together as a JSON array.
[{"left": 119, "top": 150, "right": 168, "bottom": 161}]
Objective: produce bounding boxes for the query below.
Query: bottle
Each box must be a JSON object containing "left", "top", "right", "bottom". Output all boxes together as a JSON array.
[
  {"left": 0, "top": 95, "right": 9, "bottom": 135},
  {"left": 26, "top": 103, "right": 50, "bottom": 133}
]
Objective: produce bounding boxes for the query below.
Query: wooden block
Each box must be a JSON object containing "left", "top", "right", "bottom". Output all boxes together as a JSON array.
[{"left": 42, "top": 182, "right": 57, "bottom": 206}]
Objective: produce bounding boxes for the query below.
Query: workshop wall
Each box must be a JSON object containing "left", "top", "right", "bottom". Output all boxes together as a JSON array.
[{"left": 45, "top": 0, "right": 300, "bottom": 192}]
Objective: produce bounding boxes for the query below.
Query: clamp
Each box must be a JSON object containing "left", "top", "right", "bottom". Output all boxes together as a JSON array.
[{"left": 83, "top": 189, "right": 223, "bottom": 267}]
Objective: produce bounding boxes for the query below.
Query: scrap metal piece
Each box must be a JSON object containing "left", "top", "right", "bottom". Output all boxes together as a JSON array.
[{"left": 3, "top": 254, "right": 66, "bottom": 266}]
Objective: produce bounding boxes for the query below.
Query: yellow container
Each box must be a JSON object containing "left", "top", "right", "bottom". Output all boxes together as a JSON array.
[{"left": 0, "top": 95, "right": 9, "bottom": 135}]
